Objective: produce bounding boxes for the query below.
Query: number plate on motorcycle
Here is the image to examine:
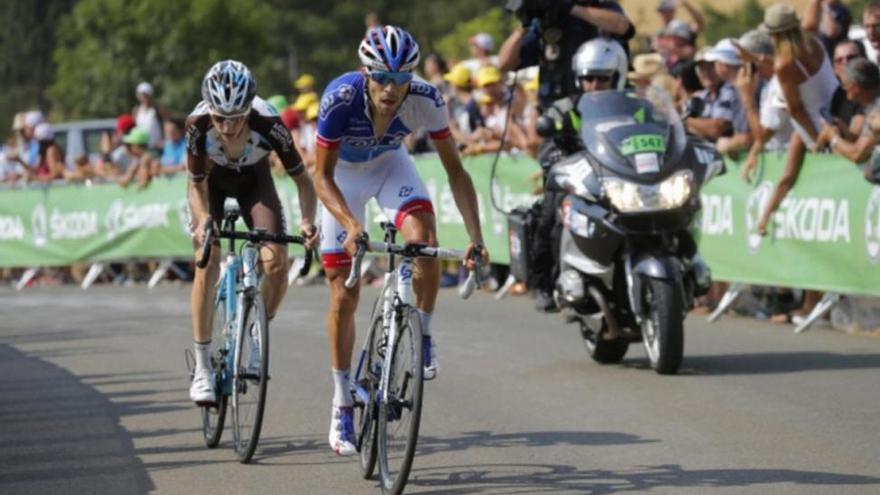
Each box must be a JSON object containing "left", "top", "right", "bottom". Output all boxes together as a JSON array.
[
  {"left": 634, "top": 153, "right": 660, "bottom": 174},
  {"left": 620, "top": 134, "right": 666, "bottom": 156}
]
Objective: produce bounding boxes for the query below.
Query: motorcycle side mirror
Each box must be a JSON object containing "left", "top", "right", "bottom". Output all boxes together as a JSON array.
[{"left": 683, "top": 97, "right": 705, "bottom": 120}]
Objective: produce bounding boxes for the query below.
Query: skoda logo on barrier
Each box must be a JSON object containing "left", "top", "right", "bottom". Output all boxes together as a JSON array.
[
  {"left": 744, "top": 181, "right": 773, "bottom": 254},
  {"left": 865, "top": 186, "right": 880, "bottom": 264},
  {"left": 31, "top": 204, "right": 48, "bottom": 248}
]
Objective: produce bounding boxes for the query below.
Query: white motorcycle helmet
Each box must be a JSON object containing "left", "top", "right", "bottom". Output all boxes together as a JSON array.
[{"left": 572, "top": 38, "right": 628, "bottom": 91}]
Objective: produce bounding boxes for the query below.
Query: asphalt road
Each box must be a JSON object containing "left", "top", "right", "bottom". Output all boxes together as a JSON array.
[{"left": 2, "top": 283, "right": 880, "bottom": 495}]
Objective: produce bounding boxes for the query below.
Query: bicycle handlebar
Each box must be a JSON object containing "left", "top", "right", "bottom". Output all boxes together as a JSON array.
[
  {"left": 343, "top": 238, "right": 483, "bottom": 299},
  {"left": 196, "top": 215, "right": 314, "bottom": 276}
]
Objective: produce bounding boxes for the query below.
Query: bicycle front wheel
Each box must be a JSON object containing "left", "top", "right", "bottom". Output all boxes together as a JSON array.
[
  {"left": 202, "top": 295, "right": 229, "bottom": 448},
  {"left": 231, "top": 291, "right": 269, "bottom": 463},
  {"left": 377, "top": 306, "right": 424, "bottom": 495}
]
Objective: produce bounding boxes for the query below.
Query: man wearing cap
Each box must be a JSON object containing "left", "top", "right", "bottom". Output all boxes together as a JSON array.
[
  {"left": 294, "top": 74, "right": 319, "bottom": 112},
  {"left": 442, "top": 64, "right": 474, "bottom": 142},
  {"left": 656, "top": 19, "right": 697, "bottom": 68},
  {"left": 686, "top": 45, "right": 740, "bottom": 143},
  {"left": 705, "top": 38, "right": 750, "bottom": 154},
  {"left": 97, "top": 114, "right": 137, "bottom": 177},
  {"left": 460, "top": 32, "right": 501, "bottom": 79},
  {"left": 133, "top": 82, "right": 163, "bottom": 150},
  {"left": 117, "top": 127, "right": 158, "bottom": 190}
]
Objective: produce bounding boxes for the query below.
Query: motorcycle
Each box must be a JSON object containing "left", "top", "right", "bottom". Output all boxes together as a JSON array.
[{"left": 538, "top": 90, "right": 722, "bottom": 374}]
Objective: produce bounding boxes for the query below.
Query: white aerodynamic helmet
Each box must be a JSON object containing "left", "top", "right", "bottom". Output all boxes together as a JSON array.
[
  {"left": 201, "top": 60, "right": 256, "bottom": 115},
  {"left": 572, "top": 38, "right": 629, "bottom": 91},
  {"left": 358, "top": 25, "right": 421, "bottom": 72}
]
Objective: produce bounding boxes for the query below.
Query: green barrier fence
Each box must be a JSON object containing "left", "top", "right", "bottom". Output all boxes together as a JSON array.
[
  {"left": 700, "top": 153, "right": 880, "bottom": 297},
  {"left": 3, "top": 152, "right": 878, "bottom": 298},
  {"left": 0, "top": 153, "right": 541, "bottom": 268}
]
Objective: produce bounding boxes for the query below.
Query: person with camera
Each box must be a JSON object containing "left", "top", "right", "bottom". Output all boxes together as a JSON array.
[{"left": 498, "top": 0, "right": 633, "bottom": 312}]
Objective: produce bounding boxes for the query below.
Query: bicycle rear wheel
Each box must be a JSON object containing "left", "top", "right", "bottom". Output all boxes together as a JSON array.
[
  {"left": 202, "top": 295, "right": 229, "bottom": 448},
  {"left": 357, "top": 303, "right": 385, "bottom": 478},
  {"left": 377, "top": 306, "right": 424, "bottom": 495},
  {"left": 231, "top": 291, "right": 269, "bottom": 463}
]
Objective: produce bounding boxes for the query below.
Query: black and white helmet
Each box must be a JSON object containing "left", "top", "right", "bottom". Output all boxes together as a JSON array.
[
  {"left": 201, "top": 60, "right": 257, "bottom": 115},
  {"left": 572, "top": 38, "right": 629, "bottom": 91}
]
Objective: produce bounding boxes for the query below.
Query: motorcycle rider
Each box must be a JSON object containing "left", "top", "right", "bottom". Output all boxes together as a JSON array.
[{"left": 532, "top": 38, "right": 629, "bottom": 294}]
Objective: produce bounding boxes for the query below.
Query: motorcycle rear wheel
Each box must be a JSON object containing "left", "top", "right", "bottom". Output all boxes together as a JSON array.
[{"left": 579, "top": 319, "right": 629, "bottom": 364}]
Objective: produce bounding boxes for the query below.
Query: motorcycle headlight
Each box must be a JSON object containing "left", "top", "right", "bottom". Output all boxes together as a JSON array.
[{"left": 602, "top": 171, "right": 693, "bottom": 212}]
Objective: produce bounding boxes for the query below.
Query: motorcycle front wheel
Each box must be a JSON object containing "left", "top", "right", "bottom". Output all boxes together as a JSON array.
[{"left": 641, "top": 278, "right": 684, "bottom": 374}]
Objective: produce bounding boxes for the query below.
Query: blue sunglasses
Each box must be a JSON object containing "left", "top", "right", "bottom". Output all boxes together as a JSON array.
[{"left": 368, "top": 70, "right": 413, "bottom": 86}]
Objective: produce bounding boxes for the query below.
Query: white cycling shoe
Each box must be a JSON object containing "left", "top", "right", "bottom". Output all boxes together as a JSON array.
[
  {"left": 328, "top": 405, "right": 357, "bottom": 456},
  {"left": 423, "top": 336, "right": 439, "bottom": 381},
  {"left": 190, "top": 369, "right": 216, "bottom": 405}
]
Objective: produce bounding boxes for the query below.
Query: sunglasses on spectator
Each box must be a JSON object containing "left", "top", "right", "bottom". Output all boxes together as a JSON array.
[
  {"left": 834, "top": 54, "right": 859, "bottom": 64},
  {"left": 580, "top": 74, "right": 612, "bottom": 83},
  {"left": 368, "top": 70, "right": 414, "bottom": 86}
]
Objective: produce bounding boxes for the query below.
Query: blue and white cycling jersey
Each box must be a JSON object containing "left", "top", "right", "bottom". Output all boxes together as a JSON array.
[{"left": 316, "top": 71, "right": 451, "bottom": 163}]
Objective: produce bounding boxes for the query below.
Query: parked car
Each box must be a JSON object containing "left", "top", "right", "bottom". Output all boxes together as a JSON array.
[{"left": 51, "top": 118, "right": 116, "bottom": 169}]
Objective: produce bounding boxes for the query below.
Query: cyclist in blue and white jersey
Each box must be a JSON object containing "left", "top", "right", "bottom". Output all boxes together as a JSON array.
[
  {"left": 314, "top": 26, "right": 490, "bottom": 456},
  {"left": 186, "top": 60, "right": 318, "bottom": 405}
]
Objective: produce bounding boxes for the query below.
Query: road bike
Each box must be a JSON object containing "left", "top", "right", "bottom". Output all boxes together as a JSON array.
[
  {"left": 347, "top": 222, "right": 480, "bottom": 495},
  {"left": 186, "top": 205, "right": 312, "bottom": 463}
]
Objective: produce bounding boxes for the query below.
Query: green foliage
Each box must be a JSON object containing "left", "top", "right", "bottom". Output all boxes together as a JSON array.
[
  {"left": 51, "top": 0, "right": 280, "bottom": 119},
  {"left": 701, "top": 0, "right": 765, "bottom": 45},
  {"left": 8, "top": 0, "right": 508, "bottom": 122},
  {"left": 434, "top": 8, "right": 518, "bottom": 63},
  {"left": 0, "top": 0, "right": 76, "bottom": 128}
]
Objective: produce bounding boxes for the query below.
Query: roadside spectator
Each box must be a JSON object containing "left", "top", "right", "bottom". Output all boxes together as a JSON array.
[
  {"left": 21, "top": 110, "right": 45, "bottom": 167},
  {"left": 461, "top": 33, "right": 499, "bottom": 78},
  {"left": 685, "top": 49, "right": 737, "bottom": 142},
  {"left": 752, "top": 4, "right": 839, "bottom": 237},
  {"left": 669, "top": 59, "right": 703, "bottom": 108},
  {"left": 133, "top": 82, "right": 163, "bottom": 150},
  {"left": 815, "top": 58, "right": 880, "bottom": 164},
  {"left": 865, "top": 1, "right": 880, "bottom": 64},
  {"left": 443, "top": 64, "right": 475, "bottom": 142},
  {"left": 705, "top": 39, "right": 751, "bottom": 156},
  {"left": 299, "top": 102, "right": 319, "bottom": 173},
  {"left": 267, "top": 94, "right": 289, "bottom": 114},
  {"left": 0, "top": 136, "right": 26, "bottom": 186},
  {"left": 802, "top": 0, "right": 852, "bottom": 57},
  {"left": 365, "top": 12, "right": 380, "bottom": 32},
  {"left": 422, "top": 53, "right": 449, "bottom": 94},
  {"left": 28, "top": 123, "right": 65, "bottom": 183},
  {"left": 735, "top": 30, "right": 794, "bottom": 182},
  {"left": 656, "top": 0, "right": 704, "bottom": 37},
  {"left": 155, "top": 119, "right": 186, "bottom": 176},
  {"left": 97, "top": 114, "right": 136, "bottom": 177},
  {"left": 829, "top": 40, "right": 867, "bottom": 140},
  {"left": 116, "top": 128, "right": 156, "bottom": 190},
  {"left": 629, "top": 52, "right": 675, "bottom": 99},
  {"left": 64, "top": 154, "right": 97, "bottom": 184},
  {"left": 294, "top": 74, "right": 318, "bottom": 104},
  {"left": 462, "top": 66, "right": 528, "bottom": 155},
  {"left": 656, "top": 20, "right": 697, "bottom": 68}
]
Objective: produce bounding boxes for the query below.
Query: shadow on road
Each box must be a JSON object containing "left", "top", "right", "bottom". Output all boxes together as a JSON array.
[
  {"left": 678, "top": 352, "right": 880, "bottom": 375},
  {"left": 409, "top": 462, "right": 880, "bottom": 494},
  {"left": 0, "top": 344, "right": 155, "bottom": 495},
  {"left": 416, "top": 430, "right": 655, "bottom": 457}
]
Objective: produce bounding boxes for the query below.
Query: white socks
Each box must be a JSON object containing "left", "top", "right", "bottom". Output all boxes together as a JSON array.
[
  {"left": 417, "top": 309, "right": 433, "bottom": 337},
  {"left": 332, "top": 368, "right": 353, "bottom": 407},
  {"left": 194, "top": 341, "right": 212, "bottom": 372}
]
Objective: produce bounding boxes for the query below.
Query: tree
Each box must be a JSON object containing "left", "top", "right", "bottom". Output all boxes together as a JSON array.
[
  {"left": 0, "top": 0, "right": 76, "bottom": 128},
  {"left": 51, "top": 0, "right": 282, "bottom": 119},
  {"left": 701, "top": 0, "right": 765, "bottom": 45}
]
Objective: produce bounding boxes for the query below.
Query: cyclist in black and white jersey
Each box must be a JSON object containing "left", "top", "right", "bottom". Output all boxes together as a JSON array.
[{"left": 186, "top": 60, "right": 318, "bottom": 405}]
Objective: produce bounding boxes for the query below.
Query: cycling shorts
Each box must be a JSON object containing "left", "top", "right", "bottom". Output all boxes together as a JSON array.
[{"left": 321, "top": 147, "right": 433, "bottom": 268}]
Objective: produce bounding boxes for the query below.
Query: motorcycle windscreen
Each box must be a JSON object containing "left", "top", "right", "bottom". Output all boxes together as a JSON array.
[{"left": 576, "top": 90, "right": 687, "bottom": 183}]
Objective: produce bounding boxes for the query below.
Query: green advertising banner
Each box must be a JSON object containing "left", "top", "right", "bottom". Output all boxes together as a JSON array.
[
  {"left": 0, "top": 153, "right": 541, "bottom": 268},
  {"left": 699, "top": 153, "right": 880, "bottom": 297}
]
